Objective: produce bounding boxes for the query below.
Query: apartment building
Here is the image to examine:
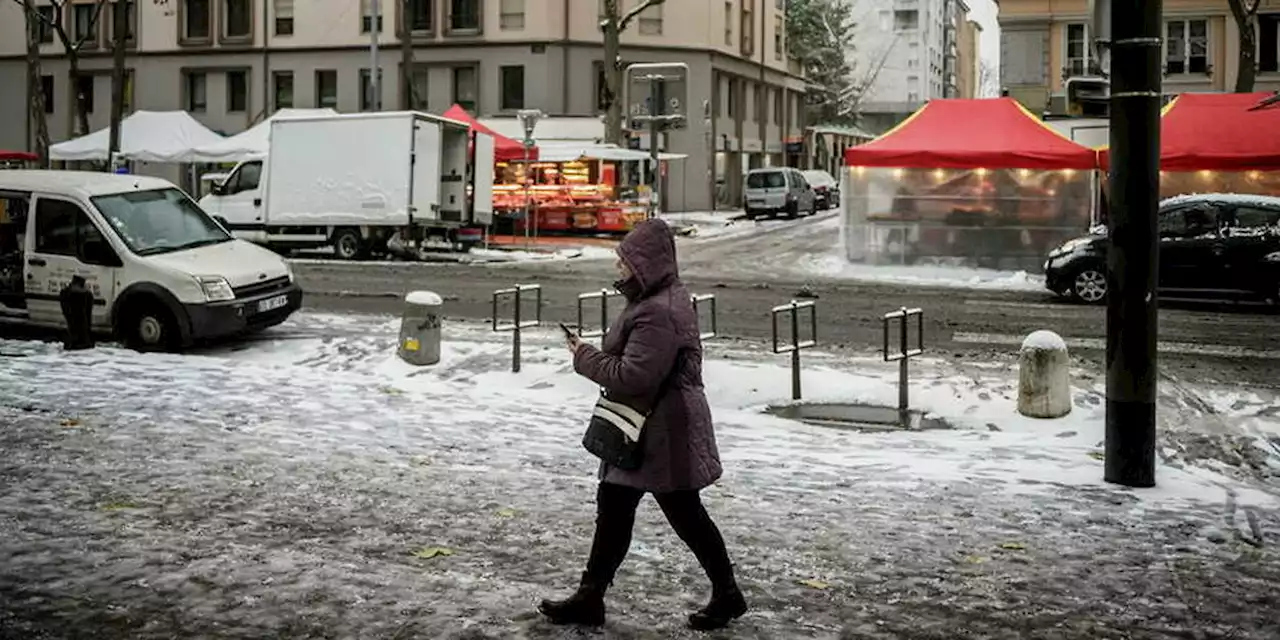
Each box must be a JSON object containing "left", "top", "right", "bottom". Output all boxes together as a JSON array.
[
  {"left": 0, "top": 0, "right": 807, "bottom": 212},
  {"left": 852, "top": 0, "right": 969, "bottom": 133},
  {"left": 957, "top": 17, "right": 982, "bottom": 98},
  {"left": 998, "top": 0, "right": 1280, "bottom": 115}
]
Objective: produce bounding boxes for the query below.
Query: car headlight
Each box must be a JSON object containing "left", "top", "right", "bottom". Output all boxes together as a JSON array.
[
  {"left": 1265, "top": 251, "right": 1280, "bottom": 263},
  {"left": 283, "top": 261, "right": 295, "bottom": 283},
  {"left": 196, "top": 276, "right": 235, "bottom": 302}
]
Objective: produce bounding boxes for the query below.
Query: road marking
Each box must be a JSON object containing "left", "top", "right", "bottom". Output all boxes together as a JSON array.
[
  {"left": 963, "top": 299, "right": 1069, "bottom": 311},
  {"left": 951, "top": 332, "right": 1280, "bottom": 360}
]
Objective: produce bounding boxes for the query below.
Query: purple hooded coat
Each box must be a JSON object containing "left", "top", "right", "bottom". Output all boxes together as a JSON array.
[{"left": 572, "top": 219, "right": 723, "bottom": 494}]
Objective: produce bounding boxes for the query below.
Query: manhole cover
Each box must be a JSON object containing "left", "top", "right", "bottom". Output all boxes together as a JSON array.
[{"left": 764, "top": 403, "right": 953, "bottom": 432}]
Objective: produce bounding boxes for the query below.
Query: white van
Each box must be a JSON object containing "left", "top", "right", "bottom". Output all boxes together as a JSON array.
[{"left": 0, "top": 171, "right": 302, "bottom": 351}]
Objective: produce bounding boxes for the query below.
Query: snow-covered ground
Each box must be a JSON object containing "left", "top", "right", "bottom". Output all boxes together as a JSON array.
[{"left": 1, "top": 314, "right": 1277, "bottom": 637}]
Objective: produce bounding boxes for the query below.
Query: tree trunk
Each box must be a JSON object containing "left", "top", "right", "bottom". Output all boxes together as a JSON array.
[
  {"left": 23, "top": 0, "right": 50, "bottom": 167},
  {"left": 1232, "top": 7, "right": 1259, "bottom": 92},
  {"left": 108, "top": 0, "right": 127, "bottom": 167},
  {"left": 401, "top": 0, "right": 414, "bottom": 109},
  {"left": 601, "top": 1, "right": 623, "bottom": 145}
]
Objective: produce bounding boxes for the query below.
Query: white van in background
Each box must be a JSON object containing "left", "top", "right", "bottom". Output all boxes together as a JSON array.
[
  {"left": 0, "top": 171, "right": 302, "bottom": 351},
  {"left": 199, "top": 111, "right": 495, "bottom": 260}
]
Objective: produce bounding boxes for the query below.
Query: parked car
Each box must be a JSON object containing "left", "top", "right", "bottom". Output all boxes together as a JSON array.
[
  {"left": 802, "top": 170, "right": 839, "bottom": 210},
  {"left": 743, "top": 167, "right": 818, "bottom": 219},
  {"left": 1044, "top": 193, "right": 1280, "bottom": 304}
]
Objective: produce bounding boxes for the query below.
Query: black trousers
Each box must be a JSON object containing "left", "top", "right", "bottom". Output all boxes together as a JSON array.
[{"left": 584, "top": 482, "right": 737, "bottom": 594}]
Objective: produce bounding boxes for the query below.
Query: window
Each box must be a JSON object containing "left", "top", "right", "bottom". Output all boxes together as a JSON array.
[
  {"left": 227, "top": 70, "right": 248, "bottom": 112},
  {"left": 452, "top": 66, "right": 478, "bottom": 112},
  {"left": 109, "top": 0, "right": 136, "bottom": 44},
  {"left": 272, "top": 71, "right": 293, "bottom": 109},
  {"left": 499, "top": 0, "right": 524, "bottom": 30},
  {"left": 184, "top": 71, "right": 207, "bottom": 111},
  {"left": 183, "top": 0, "right": 212, "bottom": 41},
  {"left": 405, "top": 0, "right": 434, "bottom": 34},
  {"left": 1260, "top": 14, "right": 1279, "bottom": 73},
  {"left": 35, "top": 199, "right": 105, "bottom": 258},
  {"left": 35, "top": 5, "right": 54, "bottom": 43},
  {"left": 638, "top": 1, "right": 662, "bottom": 35},
  {"left": 361, "top": 0, "right": 384, "bottom": 33},
  {"left": 74, "top": 75, "right": 95, "bottom": 114},
  {"left": 224, "top": 160, "right": 263, "bottom": 194},
  {"left": 1065, "top": 22, "right": 1090, "bottom": 76},
  {"left": 878, "top": 10, "right": 890, "bottom": 31},
  {"left": 893, "top": 9, "right": 918, "bottom": 31},
  {"left": 1165, "top": 19, "right": 1208, "bottom": 75},
  {"left": 41, "top": 76, "right": 54, "bottom": 114},
  {"left": 774, "top": 23, "right": 782, "bottom": 59},
  {"left": 776, "top": 0, "right": 784, "bottom": 8},
  {"left": 1229, "top": 206, "right": 1280, "bottom": 232},
  {"left": 724, "top": 2, "right": 732, "bottom": 45},
  {"left": 360, "top": 69, "right": 383, "bottom": 111},
  {"left": 223, "top": 0, "right": 252, "bottom": 40},
  {"left": 274, "top": 0, "right": 294, "bottom": 35},
  {"left": 1160, "top": 205, "right": 1219, "bottom": 239},
  {"left": 315, "top": 70, "right": 338, "bottom": 108},
  {"left": 448, "top": 0, "right": 481, "bottom": 33},
  {"left": 740, "top": 3, "right": 754, "bottom": 55},
  {"left": 73, "top": 3, "right": 100, "bottom": 45},
  {"left": 908, "top": 91, "right": 920, "bottom": 102},
  {"left": 500, "top": 65, "right": 525, "bottom": 110},
  {"left": 91, "top": 189, "right": 230, "bottom": 256}
]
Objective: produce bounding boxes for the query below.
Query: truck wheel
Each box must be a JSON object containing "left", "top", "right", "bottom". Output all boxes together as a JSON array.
[
  {"left": 120, "top": 301, "right": 178, "bottom": 352},
  {"left": 332, "top": 228, "right": 367, "bottom": 260}
]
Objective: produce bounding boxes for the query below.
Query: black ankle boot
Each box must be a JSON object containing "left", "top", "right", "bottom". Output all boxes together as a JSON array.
[
  {"left": 538, "top": 573, "right": 607, "bottom": 627},
  {"left": 688, "top": 586, "right": 747, "bottom": 631}
]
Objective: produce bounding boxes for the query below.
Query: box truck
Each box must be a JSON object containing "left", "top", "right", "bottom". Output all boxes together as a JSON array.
[{"left": 199, "top": 111, "right": 495, "bottom": 259}]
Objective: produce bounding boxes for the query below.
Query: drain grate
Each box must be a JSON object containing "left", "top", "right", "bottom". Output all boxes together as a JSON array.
[{"left": 764, "top": 403, "right": 953, "bottom": 432}]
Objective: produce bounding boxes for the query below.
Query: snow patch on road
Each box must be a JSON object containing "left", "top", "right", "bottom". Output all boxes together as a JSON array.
[{"left": 798, "top": 252, "right": 1046, "bottom": 292}]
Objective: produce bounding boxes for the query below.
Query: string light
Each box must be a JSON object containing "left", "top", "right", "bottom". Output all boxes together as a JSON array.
[
  {"left": 1247, "top": 171, "right": 1261, "bottom": 180},
  {"left": 1198, "top": 170, "right": 1213, "bottom": 179},
  {"left": 892, "top": 168, "right": 904, "bottom": 179},
  {"left": 933, "top": 169, "right": 946, "bottom": 181},
  {"left": 1061, "top": 169, "right": 1075, "bottom": 177},
  {"left": 1017, "top": 169, "right": 1031, "bottom": 178},
  {"left": 854, "top": 166, "right": 865, "bottom": 175},
  {"left": 975, "top": 168, "right": 988, "bottom": 176}
]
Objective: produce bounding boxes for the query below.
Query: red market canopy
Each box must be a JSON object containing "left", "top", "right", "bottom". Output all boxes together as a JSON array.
[
  {"left": 442, "top": 104, "right": 537, "bottom": 162},
  {"left": 1098, "top": 92, "right": 1280, "bottom": 172},
  {"left": 843, "top": 97, "right": 1098, "bottom": 170},
  {"left": 0, "top": 150, "right": 38, "bottom": 162}
]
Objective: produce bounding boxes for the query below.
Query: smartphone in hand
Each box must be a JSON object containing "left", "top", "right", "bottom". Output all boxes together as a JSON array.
[{"left": 559, "top": 322, "right": 575, "bottom": 339}]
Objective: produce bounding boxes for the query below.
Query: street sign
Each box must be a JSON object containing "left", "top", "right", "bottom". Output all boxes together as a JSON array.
[{"left": 624, "top": 62, "right": 688, "bottom": 131}]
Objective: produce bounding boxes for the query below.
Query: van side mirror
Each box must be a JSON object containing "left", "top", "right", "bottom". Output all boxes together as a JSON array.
[{"left": 81, "top": 238, "right": 122, "bottom": 267}]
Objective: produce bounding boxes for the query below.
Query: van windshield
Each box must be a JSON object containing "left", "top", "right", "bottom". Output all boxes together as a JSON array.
[
  {"left": 747, "top": 172, "right": 786, "bottom": 189},
  {"left": 92, "top": 188, "right": 232, "bottom": 256}
]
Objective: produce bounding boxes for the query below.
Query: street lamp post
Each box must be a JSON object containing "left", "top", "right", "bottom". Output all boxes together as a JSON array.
[{"left": 517, "top": 109, "right": 543, "bottom": 251}]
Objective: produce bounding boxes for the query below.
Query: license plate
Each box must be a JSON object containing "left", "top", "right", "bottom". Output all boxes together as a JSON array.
[{"left": 257, "top": 294, "right": 288, "bottom": 313}]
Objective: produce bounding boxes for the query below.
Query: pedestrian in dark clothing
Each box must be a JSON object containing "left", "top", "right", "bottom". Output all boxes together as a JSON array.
[{"left": 539, "top": 218, "right": 747, "bottom": 631}]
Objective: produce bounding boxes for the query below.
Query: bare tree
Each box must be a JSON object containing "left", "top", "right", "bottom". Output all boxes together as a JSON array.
[
  {"left": 1228, "top": 0, "right": 1261, "bottom": 92},
  {"left": 107, "top": 0, "right": 129, "bottom": 165},
  {"left": 21, "top": 0, "right": 51, "bottom": 166},
  {"left": 599, "top": 0, "right": 666, "bottom": 145},
  {"left": 11, "top": 0, "right": 110, "bottom": 139},
  {"left": 978, "top": 60, "right": 999, "bottom": 98},
  {"left": 401, "top": 0, "right": 415, "bottom": 109}
]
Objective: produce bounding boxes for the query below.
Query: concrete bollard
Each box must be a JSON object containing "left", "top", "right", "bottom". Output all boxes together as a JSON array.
[
  {"left": 1017, "top": 330, "right": 1072, "bottom": 419},
  {"left": 398, "top": 291, "right": 443, "bottom": 366}
]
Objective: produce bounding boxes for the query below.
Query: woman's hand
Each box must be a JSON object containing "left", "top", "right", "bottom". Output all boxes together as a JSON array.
[{"left": 566, "top": 334, "right": 584, "bottom": 355}]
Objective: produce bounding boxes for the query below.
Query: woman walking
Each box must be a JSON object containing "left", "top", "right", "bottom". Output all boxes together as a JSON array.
[{"left": 539, "top": 218, "right": 747, "bottom": 631}]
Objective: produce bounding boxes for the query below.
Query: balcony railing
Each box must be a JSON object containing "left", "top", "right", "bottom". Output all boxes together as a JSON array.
[{"left": 1061, "top": 61, "right": 1107, "bottom": 81}]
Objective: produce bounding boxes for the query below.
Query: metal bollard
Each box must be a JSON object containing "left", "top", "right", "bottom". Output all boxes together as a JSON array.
[
  {"left": 491, "top": 283, "right": 542, "bottom": 372},
  {"left": 882, "top": 307, "right": 925, "bottom": 420},
  {"left": 576, "top": 289, "right": 621, "bottom": 346},
  {"left": 770, "top": 300, "right": 818, "bottom": 400},
  {"left": 692, "top": 293, "right": 718, "bottom": 340},
  {"left": 398, "top": 290, "right": 443, "bottom": 366}
]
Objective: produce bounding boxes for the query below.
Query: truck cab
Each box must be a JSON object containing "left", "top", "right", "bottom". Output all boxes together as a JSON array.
[{"left": 0, "top": 171, "right": 302, "bottom": 350}]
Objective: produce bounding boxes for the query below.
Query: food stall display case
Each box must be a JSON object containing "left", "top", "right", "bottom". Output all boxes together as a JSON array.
[
  {"left": 0, "top": 151, "right": 38, "bottom": 170},
  {"left": 492, "top": 148, "right": 656, "bottom": 235}
]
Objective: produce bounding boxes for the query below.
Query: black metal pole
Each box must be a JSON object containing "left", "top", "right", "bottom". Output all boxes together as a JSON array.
[{"left": 1104, "top": 0, "right": 1161, "bottom": 488}]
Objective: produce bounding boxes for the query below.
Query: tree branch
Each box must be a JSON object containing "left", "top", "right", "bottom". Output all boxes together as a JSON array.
[{"left": 618, "top": 0, "right": 664, "bottom": 32}]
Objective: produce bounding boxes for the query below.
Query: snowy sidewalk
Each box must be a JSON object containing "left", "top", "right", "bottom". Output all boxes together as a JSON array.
[{"left": 1, "top": 314, "right": 1278, "bottom": 639}]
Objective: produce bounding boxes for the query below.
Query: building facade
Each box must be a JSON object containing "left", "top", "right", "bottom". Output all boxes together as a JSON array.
[
  {"left": 851, "top": 0, "right": 970, "bottom": 133},
  {"left": 957, "top": 17, "right": 982, "bottom": 98},
  {"left": 0, "top": 0, "right": 808, "bottom": 212},
  {"left": 998, "top": 0, "right": 1280, "bottom": 115}
]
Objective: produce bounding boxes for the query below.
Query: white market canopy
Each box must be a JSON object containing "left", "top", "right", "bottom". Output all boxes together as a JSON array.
[
  {"left": 535, "top": 143, "right": 687, "bottom": 163},
  {"left": 49, "top": 110, "right": 226, "bottom": 163},
  {"left": 192, "top": 108, "right": 338, "bottom": 162}
]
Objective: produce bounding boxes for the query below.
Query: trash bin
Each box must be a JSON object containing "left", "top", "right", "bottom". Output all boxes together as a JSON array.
[{"left": 398, "top": 291, "right": 443, "bottom": 366}]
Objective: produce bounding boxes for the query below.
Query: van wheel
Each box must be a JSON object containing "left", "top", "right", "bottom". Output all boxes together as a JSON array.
[
  {"left": 120, "top": 301, "right": 178, "bottom": 352},
  {"left": 784, "top": 202, "right": 799, "bottom": 219},
  {"left": 332, "top": 228, "right": 367, "bottom": 260}
]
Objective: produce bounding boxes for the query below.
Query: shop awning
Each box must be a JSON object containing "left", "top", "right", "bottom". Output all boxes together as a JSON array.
[
  {"left": 442, "top": 104, "right": 536, "bottom": 162},
  {"left": 0, "top": 150, "right": 38, "bottom": 162},
  {"left": 843, "top": 98, "right": 1098, "bottom": 170},
  {"left": 1097, "top": 92, "right": 1280, "bottom": 171}
]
